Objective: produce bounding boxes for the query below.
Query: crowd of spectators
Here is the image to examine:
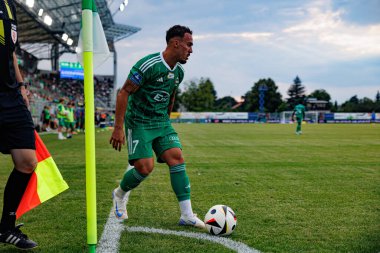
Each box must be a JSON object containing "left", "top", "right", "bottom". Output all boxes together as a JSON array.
[{"left": 20, "top": 69, "right": 116, "bottom": 132}]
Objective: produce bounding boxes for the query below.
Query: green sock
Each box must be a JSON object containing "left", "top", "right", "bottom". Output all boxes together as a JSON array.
[
  {"left": 120, "top": 168, "right": 147, "bottom": 192},
  {"left": 297, "top": 121, "right": 302, "bottom": 132},
  {"left": 170, "top": 163, "right": 191, "bottom": 201}
]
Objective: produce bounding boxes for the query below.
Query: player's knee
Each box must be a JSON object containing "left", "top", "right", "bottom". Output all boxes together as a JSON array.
[
  {"left": 163, "top": 149, "right": 184, "bottom": 166},
  {"left": 172, "top": 156, "right": 184, "bottom": 166},
  {"left": 135, "top": 163, "right": 154, "bottom": 176}
]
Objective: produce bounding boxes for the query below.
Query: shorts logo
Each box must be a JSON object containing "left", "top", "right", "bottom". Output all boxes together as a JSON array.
[
  {"left": 152, "top": 90, "right": 170, "bottom": 102},
  {"left": 169, "top": 136, "right": 179, "bottom": 142},
  {"left": 167, "top": 72, "right": 174, "bottom": 79}
]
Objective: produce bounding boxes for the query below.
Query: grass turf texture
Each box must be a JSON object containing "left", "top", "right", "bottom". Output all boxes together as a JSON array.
[{"left": 0, "top": 124, "right": 379, "bottom": 252}]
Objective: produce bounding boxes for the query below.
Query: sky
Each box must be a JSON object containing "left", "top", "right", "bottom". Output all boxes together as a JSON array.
[{"left": 60, "top": 0, "right": 380, "bottom": 104}]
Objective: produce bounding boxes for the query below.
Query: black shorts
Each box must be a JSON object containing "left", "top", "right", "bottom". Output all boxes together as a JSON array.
[
  {"left": 43, "top": 118, "right": 50, "bottom": 124},
  {"left": 0, "top": 90, "right": 35, "bottom": 154}
]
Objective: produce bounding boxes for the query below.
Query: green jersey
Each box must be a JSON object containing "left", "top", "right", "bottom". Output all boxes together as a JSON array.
[
  {"left": 65, "top": 108, "right": 74, "bottom": 123},
  {"left": 43, "top": 109, "right": 51, "bottom": 120},
  {"left": 294, "top": 104, "right": 305, "bottom": 118},
  {"left": 126, "top": 52, "right": 184, "bottom": 129},
  {"left": 57, "top": 104, "right": 66, "bottom": 119}
]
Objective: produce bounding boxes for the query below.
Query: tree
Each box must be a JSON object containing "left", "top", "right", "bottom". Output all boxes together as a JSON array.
[
  {"left": 349, "top": 95, "right": 359, "bottom": 104},
  {"left": 308, "top": 89, "right": 332, "bottom": 110},
  {"left": 331, "top": 100, "right": 338, "bottom": 112},
  {"left": 242, "top": 78, "right": 283, "bottom": 112},
  {"left": 287, "top": 76, "right": 306, "bottom": 109},
  {"left": 308, "top": 89, "right": 331, "bottom": 102},
  {"left": 340, "top": 96, "right": 375, "bottom": 112},
  {"left": 376, "top": 91, "right": 380, "bottom": 103},
  {"left": 180, "top": 78, "right": 217, "bottom": 112},
  {"left": 215, "top": 96, "right": 237, "bottom": 111}
]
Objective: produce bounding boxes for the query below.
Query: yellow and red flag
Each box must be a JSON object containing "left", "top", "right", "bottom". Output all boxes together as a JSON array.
[{"left": 16, "top": 131, "right": 69, "bottom": 218}]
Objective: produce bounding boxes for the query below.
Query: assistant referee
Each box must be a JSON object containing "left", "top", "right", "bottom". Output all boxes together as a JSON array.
[{"left": 0, "top": 0, "right": 38, "bottom": 249}]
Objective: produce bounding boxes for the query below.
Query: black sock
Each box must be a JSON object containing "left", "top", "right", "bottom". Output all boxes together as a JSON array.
[{"left": 0, "top": 169, "right": 32, "bottom": 233}]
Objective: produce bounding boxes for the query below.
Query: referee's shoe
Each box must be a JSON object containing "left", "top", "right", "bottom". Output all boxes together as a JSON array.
[{"left": 0, "top": 224, "right": 37, "bottom": 249}]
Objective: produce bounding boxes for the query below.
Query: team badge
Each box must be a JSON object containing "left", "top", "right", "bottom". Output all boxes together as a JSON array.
[
  {"left": 11, "top": 24, "right": 17, "bottom": 44},
  {"left": 167, "top": 72, "right": 174, "bottom": 79}
]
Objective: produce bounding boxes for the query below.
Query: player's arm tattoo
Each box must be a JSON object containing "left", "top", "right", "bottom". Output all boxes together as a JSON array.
[
  {"left": 168, "top": 90, "right": 176, "bottom": 116},
  {"left": 122, "top": 79, "right": 140, "bottom": 94}
]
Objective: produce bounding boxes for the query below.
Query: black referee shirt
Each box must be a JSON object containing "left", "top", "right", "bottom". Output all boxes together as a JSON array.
[{"left": 0, "top": 0, "right": 18, "bottom": 90}]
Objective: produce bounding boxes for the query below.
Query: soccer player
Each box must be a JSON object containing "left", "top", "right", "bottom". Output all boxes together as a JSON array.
[
  {"left": 57, "top": 98, "right": 67, "bottom": 140},
  {"left": 292, "top": 102, "right": 306, "bottom": 135},
  {"left": 41, "top": 105, "right": 51, "bottom": 131},
  {"left": 109, "top": 25, "right": 205, "bottom": 229},
  {"left": 65, "top": 101, "right": 76, "bottom": 139},
  {"left": 0, "top": 0, "right": 38, "bottom": 249}
]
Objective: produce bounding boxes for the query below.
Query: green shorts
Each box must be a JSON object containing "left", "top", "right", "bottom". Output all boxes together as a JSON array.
[
  {"left": 126, "top": 125, "right": 182, "bottom": 164},
  {"left": 66, "top": 122, "right": 75, "bottom": 130},
  {"left": 58, "top": 118, "right": 66, "bottom": 127}
]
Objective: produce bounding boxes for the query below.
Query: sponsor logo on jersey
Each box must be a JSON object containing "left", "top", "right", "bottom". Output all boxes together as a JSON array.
[
  {"left": 152, "top": 90, "right": 170, "bottom": 102},
  {"left": 156, "top": 77, "right": 164, "bottom": 82},
  {"left": 175, "top": 77, "right": 180, "bottom": 84},
  {"left": 167, "top": 72, "right": 174, "bottom": 79}
]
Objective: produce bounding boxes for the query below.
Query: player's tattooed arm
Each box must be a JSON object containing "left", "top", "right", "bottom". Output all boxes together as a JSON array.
[
  {"left": 110, "top": 79, "right": 140, "bottom": 151},
  {"left": 122, "top": 79, "right": 140, "bottom": 95},
  {"left": 168, "top": 90, "right": 176, "bottom": 116}
]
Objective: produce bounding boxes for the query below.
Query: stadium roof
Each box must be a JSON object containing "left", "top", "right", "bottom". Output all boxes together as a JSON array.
[{"left": 14, "top": 0, "right": 140, "bottom": 60}]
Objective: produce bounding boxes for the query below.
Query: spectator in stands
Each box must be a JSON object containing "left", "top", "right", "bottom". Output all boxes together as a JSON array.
[
  {"left": 57, "top": 98, "right": 67, "bottom": 140},
  {"left": 0, "top": 0, "right": 38, "bottom": 249},
  {"left": 292, "top": 101, "right": 306, "bottom": 135}
]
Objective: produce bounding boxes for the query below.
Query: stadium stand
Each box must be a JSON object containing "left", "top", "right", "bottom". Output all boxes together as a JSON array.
[{"left": 13, "top": 0, "right": 140, "bottom": 130}]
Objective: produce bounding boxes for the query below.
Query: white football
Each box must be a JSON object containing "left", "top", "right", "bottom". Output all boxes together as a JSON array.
[{"left": 204, "top": 204, "right": 237, "bottom": 236}]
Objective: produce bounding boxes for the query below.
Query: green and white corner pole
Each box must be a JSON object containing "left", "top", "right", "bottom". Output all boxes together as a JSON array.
[{"left": 82, "top": 0, "right": 97, "bottom": 252}]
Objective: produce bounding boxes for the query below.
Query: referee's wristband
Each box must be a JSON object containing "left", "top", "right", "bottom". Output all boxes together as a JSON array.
[{"left": 18, "top": 82, "right": 26, "bottom": 88}]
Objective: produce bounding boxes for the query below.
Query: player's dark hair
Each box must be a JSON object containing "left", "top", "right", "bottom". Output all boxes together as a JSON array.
[{"left": 166, "top": 25, "right": 192, "bottom": 44}]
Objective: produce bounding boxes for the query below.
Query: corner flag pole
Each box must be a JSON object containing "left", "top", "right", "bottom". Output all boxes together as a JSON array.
[{"left": 82, "top": 0, "right": 97, "bottom": 252}]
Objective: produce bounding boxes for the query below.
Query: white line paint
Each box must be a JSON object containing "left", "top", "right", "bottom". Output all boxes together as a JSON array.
[
  {"left": 98, "top": 209, "right": 261, "bottom": 253},
  {"left": 97, "top": 210, "right": 125, "bottom": 253},
  {"left": 126, "top": 226, "right": 260, "bottom": 253}
]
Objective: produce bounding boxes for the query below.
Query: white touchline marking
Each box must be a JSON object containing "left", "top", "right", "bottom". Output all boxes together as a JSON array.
[
  {"left": 97, "top": 210, "right": 125, "bottom": 253},
  {"left": 98, "top": 210, "right": 261, "bottom": 253},
  {"left": 126, "top": 226, "right": 260, "bottom": 253}
]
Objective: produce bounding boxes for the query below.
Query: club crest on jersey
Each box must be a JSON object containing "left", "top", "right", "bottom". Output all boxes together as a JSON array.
[
  {"left": 167, "top": 72, "right": 174, "bottom": 79},
  {"left": 11, "top": 24, "right": 17, "bottom": 44},
  {"left": 152, "top": 90, "right": 170, "bottom": 102}
]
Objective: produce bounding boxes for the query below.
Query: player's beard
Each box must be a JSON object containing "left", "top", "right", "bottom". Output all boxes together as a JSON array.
[{"left": 179, "top": 59, "right": 187, "bottom": 64}]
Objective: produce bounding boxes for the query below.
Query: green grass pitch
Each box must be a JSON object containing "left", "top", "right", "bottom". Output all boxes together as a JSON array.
[{"left": 0, "top": 124, "right": 379, "bottom": 252}]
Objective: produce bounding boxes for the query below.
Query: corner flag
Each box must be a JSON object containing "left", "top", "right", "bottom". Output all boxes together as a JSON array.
[
  {"left": 16, "top": 131, "right": 69, "bottom": 218},
  {"left": 79, "top": 0, "right": 103, "bottom": 251},
  {"left": 77, "top": 0, "right": 110, "bottom": 68}
]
